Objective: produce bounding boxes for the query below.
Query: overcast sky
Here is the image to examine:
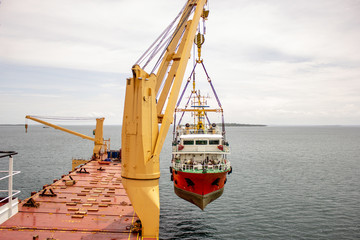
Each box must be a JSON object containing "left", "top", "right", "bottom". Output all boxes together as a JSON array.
[{"left": 1, "top": 0, "right": 359, "bottom": 125}]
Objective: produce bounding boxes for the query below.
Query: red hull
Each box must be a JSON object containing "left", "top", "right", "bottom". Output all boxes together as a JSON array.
[{"left": 172, "top": 169, "right": 228, "bottom": 209}]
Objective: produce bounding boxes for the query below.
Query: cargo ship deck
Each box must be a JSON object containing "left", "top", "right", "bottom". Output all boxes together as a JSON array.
[{"left": 0, "top": 160, "right": 141, "bottom": 240}]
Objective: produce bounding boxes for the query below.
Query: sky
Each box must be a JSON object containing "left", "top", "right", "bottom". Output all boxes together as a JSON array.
[{"left": 1, "top": 0, "right": 360, "bottom": 125}]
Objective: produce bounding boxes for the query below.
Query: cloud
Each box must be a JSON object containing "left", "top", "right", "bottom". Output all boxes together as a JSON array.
[
  {"left": 0, "top": 62, "right": 126, "bottom": 124},
  {"left": 0, "top": 0, "right": 186, "bottom": 72},
  {"left": 0, "top": 0, "right": 360, "bottom": 125}
]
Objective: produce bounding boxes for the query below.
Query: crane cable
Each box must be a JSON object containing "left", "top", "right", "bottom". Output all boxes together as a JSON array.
[
  {"left": 135, "top": 1, "right": 187, "bottom": 67},
  {"left": 135, "top": 1, "right": 197, "bottom": 73},
  {"left": 149, "top": 5, "right": 195, "bottom": 73}
]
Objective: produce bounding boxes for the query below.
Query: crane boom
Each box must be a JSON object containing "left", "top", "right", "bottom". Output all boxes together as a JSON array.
[
  {"left": 26, "top": 115, "right": 96, "bottom": 141},
  {"left": 121, "top": 0, "right": 208, "bottom": 238},
  {"left": 25, "top": 115, "right": 106, "bottom": 159}
]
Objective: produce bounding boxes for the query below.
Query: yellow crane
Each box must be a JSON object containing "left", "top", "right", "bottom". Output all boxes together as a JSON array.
[
  {"left": 25, "top": 115, "right": 109, "bottom": 169},
  {"left": 121, "top": 0, "right": 208, "bottom": 238}
]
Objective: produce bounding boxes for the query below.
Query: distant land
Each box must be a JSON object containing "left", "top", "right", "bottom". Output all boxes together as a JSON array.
[
  {"left": 1, "top": 123, "right": 267, "bottom": 127},
  {"left": 2, "top": 123, "right": 360, "bottom": 127},
  {"left": 0, "top": 124, "right": 25, "bottom": 126},
  {"left": 224, "top": 123, "right": 267, "bottom": 127}
]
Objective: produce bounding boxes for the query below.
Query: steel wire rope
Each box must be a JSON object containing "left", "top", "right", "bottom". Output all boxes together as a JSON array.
[
  {"left": 144, "top": 25, "right": 179, "bottom": 69},
  {"left": 150, "top": 5, "right": 195, "bottom": 73},
  {"left": 152, "top": 4, "right": 196, "bottom": 101},
  {"left": 137, "top": 24, "right": 177, "bottom": 67},
  {"left": 135, "top": 1, "right": 188, "bottom": 67},
  {"left": 154, "top": 27, "right": 187, "bottom": 100},
  {"left": 135, "top": 20, "right": 176, "bottom": 66}
]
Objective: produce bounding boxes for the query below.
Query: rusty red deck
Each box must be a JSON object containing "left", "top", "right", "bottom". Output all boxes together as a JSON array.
[{"left": 0, "top": 160, "right": 141, "bottom": 240}]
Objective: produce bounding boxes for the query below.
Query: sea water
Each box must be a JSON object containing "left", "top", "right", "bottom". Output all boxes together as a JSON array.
[{"left": 1, "top": 125, "right": 359, "bottom": 239}]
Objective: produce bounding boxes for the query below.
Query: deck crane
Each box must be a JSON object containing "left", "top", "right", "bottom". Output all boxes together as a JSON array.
[
  {"left": 25, "top": 115, "right": 109, "bottom": 168},
  {"left": 121, "top": 0, "right": 208, "bottom": 238}
]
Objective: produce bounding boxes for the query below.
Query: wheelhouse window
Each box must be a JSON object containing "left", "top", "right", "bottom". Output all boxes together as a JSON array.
[
  {"left": 195, "top": 140, "right": 207, "bottom": 145},
  {"left": 183, "top": 140, "right": 194, "bottom": 145},
  {"left": 209, "top": 140, "right": 220, "bottom": 145}
]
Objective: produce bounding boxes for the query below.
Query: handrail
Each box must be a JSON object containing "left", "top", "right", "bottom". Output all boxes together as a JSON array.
[
  {"left": 0, "top": 152, "right": 20, "bottom": 210},
  {"left": 172, "top": 161, "right": 231, "bottom": 172},
  {"left": 176, "top": 126, "right": 223, "bottom": 136}
]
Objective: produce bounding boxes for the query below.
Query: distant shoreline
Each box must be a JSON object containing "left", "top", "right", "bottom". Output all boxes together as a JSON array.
[
  {"left": 0, "top": 124, "right": 25, "bottom": 126},
  {"left": 1, "top": 123, "right": 267, "bottom": 127},
  {"left": 2, "top": 124, "right": 359, "bottom": 127},
  {"left": 224, "top": 123, "right": 267, "bottom": 127}
]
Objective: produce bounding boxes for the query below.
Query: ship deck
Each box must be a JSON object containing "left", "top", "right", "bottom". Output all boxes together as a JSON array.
[{"left": 0, "top": 160, "right": 141, "bottom": 240}]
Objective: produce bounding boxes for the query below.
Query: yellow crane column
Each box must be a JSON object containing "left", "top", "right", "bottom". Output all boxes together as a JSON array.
[{"left": 121, "top": 0, "right": 207, "bottom": 238}]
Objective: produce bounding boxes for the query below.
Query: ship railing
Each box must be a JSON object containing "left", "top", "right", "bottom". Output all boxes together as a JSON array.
[
  {"left": 0, "top": 151, "right": 21, "bottom": 224},
  {"left": 225, "top": 161, "right": 231, "bottom": 170},
  {"left": 176, "top": 126, "right": 222, "bottom": 136},
  {"left": 173, "top": 161, "right": 231, "bottom": 172}
]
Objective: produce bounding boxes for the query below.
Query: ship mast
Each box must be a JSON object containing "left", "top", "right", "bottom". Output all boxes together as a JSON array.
[{"left": 174, "top": 16, "right": 226, "bottom": 137}]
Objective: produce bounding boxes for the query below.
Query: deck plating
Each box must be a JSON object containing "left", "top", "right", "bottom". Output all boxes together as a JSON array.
[{"left": 0, "top": 160, "right": 142, "bottom": 240}]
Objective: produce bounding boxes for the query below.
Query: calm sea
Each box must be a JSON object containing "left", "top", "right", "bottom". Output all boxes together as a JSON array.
[{"left": 1, "top": 125, "right": 359, "bottom": 239}]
